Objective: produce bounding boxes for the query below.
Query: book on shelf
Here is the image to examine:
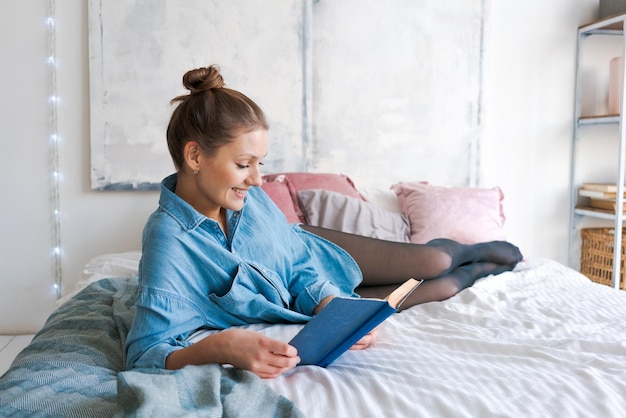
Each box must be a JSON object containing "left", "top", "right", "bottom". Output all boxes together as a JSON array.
[
  {"left": 581, "top": 182, "right": 621, "bottom": 193},
  {"left": 578, "top": 188, "right": 621, "bottom": 199},
  {"left": 576, "top": 205, "right": 626, "bottom": 214},
  {"left": 589, "top": 198, "right": 626, "bottom": 211},
  {"left": 289, "top": 278, "right": 423, "bottom": 367}
]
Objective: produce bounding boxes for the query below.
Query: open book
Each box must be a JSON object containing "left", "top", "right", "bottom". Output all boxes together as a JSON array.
[{"left": 289, "top": 278, "right": 423, "bottom": 367}]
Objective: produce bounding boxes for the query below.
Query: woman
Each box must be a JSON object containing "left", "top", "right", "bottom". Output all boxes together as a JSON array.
[{"left": 125, "top": 65, "right": 522, "bottom": 378}]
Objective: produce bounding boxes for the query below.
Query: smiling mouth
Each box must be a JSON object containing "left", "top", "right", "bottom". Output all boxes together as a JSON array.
[{"left": 232, "top": 187, "right": 248, "bottom": 196}]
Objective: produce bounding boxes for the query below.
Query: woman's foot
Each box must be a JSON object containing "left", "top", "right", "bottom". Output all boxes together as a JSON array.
[
  {"left": 426, "top": 238, "right": 523, "bottom": 268},
  {"left": 397, "top": 261, "right": 517, "bottom": 309}
]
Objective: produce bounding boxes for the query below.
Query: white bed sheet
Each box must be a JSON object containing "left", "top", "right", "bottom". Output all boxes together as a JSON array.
[
  {"left": 70, "top": 254, "right": 626, "bottom": 417},
  {"left": 263, "top": 258, "right": 626, "bottom": 417}
]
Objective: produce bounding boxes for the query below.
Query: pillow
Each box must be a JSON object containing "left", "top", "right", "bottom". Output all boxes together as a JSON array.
[
  {"left": 297, "top": 189, "right": 411, "bottom": 242},
  {"left": 358, "top": 187, "right": 403, "bottom": 213},
  {"left": 262, "top": 172, "right": 365, "bottom": 222},
  {"left": 391, "top": 182, "right": 506, "bottom": 245},
  {"left": 58, "top": 251, "right": 141, "bottom": 306},
  {"left": 260, "top": 181, "right": 300, "bottom": 223}
]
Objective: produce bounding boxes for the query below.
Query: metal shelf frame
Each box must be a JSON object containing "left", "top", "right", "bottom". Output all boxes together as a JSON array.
[{"left": 569, "top": 14, "right": 626, "bottom": 289}]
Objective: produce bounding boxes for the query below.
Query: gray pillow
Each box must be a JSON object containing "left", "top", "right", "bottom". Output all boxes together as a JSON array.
[{"left": 297, "top": 189, "right": 411, "bottom": 242}]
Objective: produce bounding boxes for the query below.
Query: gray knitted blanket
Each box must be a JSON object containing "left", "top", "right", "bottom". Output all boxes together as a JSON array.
[{"left": 0, "top": 278, "right": 303, "bottom": 418}]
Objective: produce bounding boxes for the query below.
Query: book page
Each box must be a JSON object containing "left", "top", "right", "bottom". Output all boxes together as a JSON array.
[{"left": 384, "top": 278, "right": 423, "bottom": 309}]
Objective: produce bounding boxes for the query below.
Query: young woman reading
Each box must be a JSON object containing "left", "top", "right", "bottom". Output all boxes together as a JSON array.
[{"left": 125, "top": 65, "right": 523, "bottom": 378}]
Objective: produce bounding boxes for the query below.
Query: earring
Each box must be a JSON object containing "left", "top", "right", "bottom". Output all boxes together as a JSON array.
[{"left": 193, "top": 167, "right": 199, "bottom": 175}]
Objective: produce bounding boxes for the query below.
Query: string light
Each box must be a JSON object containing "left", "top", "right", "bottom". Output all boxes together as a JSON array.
[{"left": 47, "top": 0, "right": 62, "bottom": 299}]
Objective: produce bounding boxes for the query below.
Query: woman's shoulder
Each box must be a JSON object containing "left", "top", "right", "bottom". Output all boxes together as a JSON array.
[{"left": 142, "top": 207, "right": 185, "bottom": 242}]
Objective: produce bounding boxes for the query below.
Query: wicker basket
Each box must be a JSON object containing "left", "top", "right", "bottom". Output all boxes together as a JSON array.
[{"left": 580, "top": 227, "right": 626, "bottom": 290}]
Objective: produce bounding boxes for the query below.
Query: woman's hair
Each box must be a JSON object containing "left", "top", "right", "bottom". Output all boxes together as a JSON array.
[{"left": 166, "top": 65, "right": 269, "bottom": 171}]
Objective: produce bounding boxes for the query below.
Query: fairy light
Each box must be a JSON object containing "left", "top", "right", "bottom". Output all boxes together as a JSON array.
[{"left": 47, "top": 0, "right": 62, "bottom": 299}]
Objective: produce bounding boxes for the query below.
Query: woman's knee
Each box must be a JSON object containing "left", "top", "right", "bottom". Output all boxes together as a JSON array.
[
  {"left": 427, "top": 277, "right": 463, "bottom": 302},
  {"left": 420, "top": 250, "right": 453, "bottom": 278}
]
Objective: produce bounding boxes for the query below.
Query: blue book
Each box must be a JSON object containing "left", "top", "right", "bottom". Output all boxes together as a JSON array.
[{"left": 289, "top": 278, "right": 423, "bottom": 367}]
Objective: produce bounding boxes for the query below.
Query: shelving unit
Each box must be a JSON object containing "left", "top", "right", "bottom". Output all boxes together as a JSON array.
[{"left": 569, "top": 13, "right": 626, "bottom": 289}]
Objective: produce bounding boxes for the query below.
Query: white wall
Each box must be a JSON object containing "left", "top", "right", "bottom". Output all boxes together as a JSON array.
[
  {"left": 0, "top": 0, "right": 601, "bottom": 333},
  {"left": 481, "top": 0, "right": 599, "bottom": 263},
  {"left": 1, "top": 1, "right": 58, "bottom": 332},
  {"left": 1, "top": 1, "right": 159, "bottom": 333}
]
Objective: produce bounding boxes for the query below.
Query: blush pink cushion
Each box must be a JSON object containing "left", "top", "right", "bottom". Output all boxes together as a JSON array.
[
  {"left": 391, "top": 182, "right": 506, "bottom": 244},
  {"left": 260, "top": 181, "right": 301, "bottom": 223},
  {"left": 262, "top": 173, "right": 364, "bottom": 222}
]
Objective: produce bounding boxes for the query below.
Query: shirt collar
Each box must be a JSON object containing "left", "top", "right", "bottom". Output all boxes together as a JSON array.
[
  {"left": 159, "top": 173, "right": 207, "bottom": 231},
  {"left": 159, "top": 173, "right": 246, "bottom": 232}
]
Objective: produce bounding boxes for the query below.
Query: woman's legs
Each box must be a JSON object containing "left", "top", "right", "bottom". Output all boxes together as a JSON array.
[
  {"left": 355, "top": 262, "right": 516, "bottom": 309},
  {"left": 301, "top": 225, "right": 523, "bottom": 308}
]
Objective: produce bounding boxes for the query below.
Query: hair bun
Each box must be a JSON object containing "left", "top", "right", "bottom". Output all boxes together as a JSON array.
[{"left": 183, "top": 65, "right": 225, "bottom": 95}]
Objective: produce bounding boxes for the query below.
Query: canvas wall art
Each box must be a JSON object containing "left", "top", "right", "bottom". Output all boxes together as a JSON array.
[
  {"left": 88, "top": 0, "right": 484, "bottom": 190},
  {"left": 88, "top": 0, "right": 311, "bottom": 189}
]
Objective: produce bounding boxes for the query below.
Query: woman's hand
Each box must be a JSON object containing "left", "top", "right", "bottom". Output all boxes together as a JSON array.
[
  {"left": 216, "top": 329, "right": 300, "bottom": 378},
  {"left": 313, "top": 296, "right": 379, "bottom": 351},
  {"left": 166, "top": 328, "right": 300, "bottom": 379},
  {"left": 349, "top": 326, "right": 379, "bottom": 350}
]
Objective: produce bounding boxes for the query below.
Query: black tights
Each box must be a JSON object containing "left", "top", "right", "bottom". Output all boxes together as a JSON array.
[{"left": 301, "top": 225, "right": 523, "bottom": 310}]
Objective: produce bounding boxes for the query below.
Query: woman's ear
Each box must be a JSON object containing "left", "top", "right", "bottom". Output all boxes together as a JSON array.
[{"left": 183, "top": 141, "right": 202, "bottom": 173}]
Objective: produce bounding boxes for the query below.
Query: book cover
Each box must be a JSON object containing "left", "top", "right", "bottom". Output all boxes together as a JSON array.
[{"left": 289, "top": 278, "right": 422, "bottom": 367}]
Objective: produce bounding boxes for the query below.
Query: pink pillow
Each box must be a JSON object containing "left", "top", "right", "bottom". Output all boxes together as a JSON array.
[
  {"left": 391, "top": 182, "right": 506, "bottom": 245},
  {"left": 262, "top": 173, "right": 364, "bottom": 222},
  {"left": 260, "top": 181, "right": 300, "bottom": 223}
]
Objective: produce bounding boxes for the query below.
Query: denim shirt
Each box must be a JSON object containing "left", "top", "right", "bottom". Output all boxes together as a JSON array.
[{"left": 125, "top": 174, "right": 363, "bottom": 370}]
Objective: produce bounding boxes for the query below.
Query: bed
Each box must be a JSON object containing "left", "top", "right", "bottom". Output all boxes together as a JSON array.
[{"left": 2, "top": 173, "right": 626, "bottom": 417}]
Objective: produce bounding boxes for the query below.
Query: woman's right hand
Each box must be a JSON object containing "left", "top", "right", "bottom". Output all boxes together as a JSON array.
[
  {"left": 166, "top": 328, "right": 300, "bottom": 379},
  {"left": 216, "top": 329, "right": 300, "bottom": 378}
]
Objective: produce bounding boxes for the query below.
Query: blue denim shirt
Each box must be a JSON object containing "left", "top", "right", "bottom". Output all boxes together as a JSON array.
[{"left": 125, "top": 174, "right": 362, "bottom": 370}]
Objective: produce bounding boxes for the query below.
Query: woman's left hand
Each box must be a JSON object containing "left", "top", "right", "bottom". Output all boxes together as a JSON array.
[{"left": 349, "top": 326, "right": 379, "bottom": 350}]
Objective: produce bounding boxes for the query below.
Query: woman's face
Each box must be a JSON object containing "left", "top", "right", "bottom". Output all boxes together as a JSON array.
[{"left": 186, "top": 129, "right": 268, "bottom": 220}]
